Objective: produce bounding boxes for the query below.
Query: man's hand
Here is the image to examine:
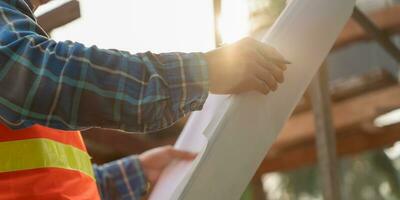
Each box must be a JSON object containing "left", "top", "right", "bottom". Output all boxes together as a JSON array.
[
  {"left": 139, "top": 146, "right": 197, "bottom": 185},
  {"left": 205, "top": 37, "right": 290, "bottom": 95}
]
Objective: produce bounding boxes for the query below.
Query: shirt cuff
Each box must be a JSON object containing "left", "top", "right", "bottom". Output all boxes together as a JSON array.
[
  {"left": 159, "top": 52, "right": 209, "bottom": 111},
  {"left": 140, "top": 52, "right": 209, "bottom": 132},
  {"left": 94, "top": 155, "right": 147, "bottom": 200}
]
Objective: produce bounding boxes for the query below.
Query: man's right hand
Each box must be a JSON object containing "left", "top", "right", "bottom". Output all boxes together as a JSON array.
[{"left": 205, "top": 37, "right": 290, "bottom": 95}]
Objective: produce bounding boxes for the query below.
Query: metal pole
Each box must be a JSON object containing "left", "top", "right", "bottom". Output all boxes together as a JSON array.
[
  {"left": 352, "top": 6, "right": 400, "bottom": 64},
  {"left": 213, "top": 0, "right": 222, "bottom": 47},
  {"left": 309, "top": 63, "right": 341, "bottom": 200}
]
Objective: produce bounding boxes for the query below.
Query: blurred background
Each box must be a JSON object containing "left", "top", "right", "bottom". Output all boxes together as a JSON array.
[{"left": 36, "top": 0, "right": 400, "bottom": 199}]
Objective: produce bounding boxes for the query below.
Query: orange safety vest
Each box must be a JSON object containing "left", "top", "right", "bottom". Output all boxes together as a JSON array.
[{"left": 0, "top": 123, "right": 100, "bottom": 200}]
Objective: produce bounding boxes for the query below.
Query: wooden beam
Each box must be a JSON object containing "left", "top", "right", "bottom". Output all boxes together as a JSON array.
[
  {"left": 251, "top": 6, "right": 400, "bottom": 50},
  {"left": 352, "top": 6, "right": 400, "bottom": 64},
  {"left": 333, "top": 5, "right": 400, "bottom": 50},
  {"left": 37, "top": 0, "right": 81, "bottom": 33},
  {"left": 293, "top": 70, "right": 395, "bottom": 115},
  {"left": 329, "top": 70, "right": 395, "bottom": 102},
  {"left": 274, "top": 85, "right": 400, "bottom": 148},
  {"left": 256, "top": 122, "right": 400, "bottom": 175},
  {"left": 254, "top": 85, "right": 400, "bottom": 176}
]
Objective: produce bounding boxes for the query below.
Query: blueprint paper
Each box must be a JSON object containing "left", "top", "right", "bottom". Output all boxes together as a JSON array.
[
  {"left": 148, "top": 95, "right": 232, "bottom": 199},
  {"left": 149, "top": 0, "right": 355, "bottom": 199}
]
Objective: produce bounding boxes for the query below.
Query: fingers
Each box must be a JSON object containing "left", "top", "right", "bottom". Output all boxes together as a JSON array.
[
  {"left": 245, "top": 57, "right": 282, "bottom": 91},
  {"left": 206, "top": 37, "right": 289, "bottom": 95},
  {"left": 249, "top": 50, "right": 284, "bottom": 83},
  {"left": 251, "top": 78, "right": 270, "bottom": 95},
  {"left": 253, "top": 67, "right": 278, "bottom": 91},
  {"left": 267, "top": 63, "right": 284, "bottom": 83},
  {"left": 242, "top": 37, "right": 290, "bottom": 69},
  {"left": 165, "top": 146, "right": 197, "bottom": 160},
  {"left": 276, "top": 62, "right": 287, "bottom": 71},
  {"left": 253, "top": 40, "right": 290, "bottom": 65}
]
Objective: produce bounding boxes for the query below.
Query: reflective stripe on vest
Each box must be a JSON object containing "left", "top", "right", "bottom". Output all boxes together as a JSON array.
[
  {"left": 0, "top": 124, "right": 100, "bottom": 200},
  {"left": 0, "top": 138, "right": 94, "bottom": 179}
]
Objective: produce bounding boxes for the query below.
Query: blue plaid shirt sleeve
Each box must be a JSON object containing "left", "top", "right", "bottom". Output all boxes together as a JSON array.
[
  {"left": 93, "top": 156, "right": 148, "bottom": 200},
  {"left": 0, "top": 0, "right": 209, "bottom": 133}
]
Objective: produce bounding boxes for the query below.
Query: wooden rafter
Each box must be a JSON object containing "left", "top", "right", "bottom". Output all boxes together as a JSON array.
[
  {"left": 255, "top": 123, "right": 400, "bottom": 176},
  {"left": 334, "top": 5, "right": 400, "bottom": 50},
  {"left": 275, "top": 85, "right": 400, "bottom": 147},
  {"left": 255, "top": 85, "right": 400, "bottom": 176},
  {"left": 37, "top": 0, "right": 81, "bottom": 33}
]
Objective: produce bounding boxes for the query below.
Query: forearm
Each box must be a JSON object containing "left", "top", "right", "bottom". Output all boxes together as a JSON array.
[
  {"left": 0, "top": 1, "right": 209, "bottom": 132},
  {"left": 93, "top": 156, "right": 148, "bottom": 200}
]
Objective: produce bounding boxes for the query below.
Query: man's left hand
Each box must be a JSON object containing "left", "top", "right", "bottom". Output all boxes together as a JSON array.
[{"left": 139, "top": 146, "right": 197, "bottom": 186}]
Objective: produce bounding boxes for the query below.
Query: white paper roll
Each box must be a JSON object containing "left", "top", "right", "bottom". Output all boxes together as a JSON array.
[{"left": 150, "top": 0, "right": 355, "bottom": 199}]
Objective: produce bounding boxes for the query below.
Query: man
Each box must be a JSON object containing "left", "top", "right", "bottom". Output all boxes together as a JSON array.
[{"left": 0, "top": 0, "right": 288, "bottom": 199}]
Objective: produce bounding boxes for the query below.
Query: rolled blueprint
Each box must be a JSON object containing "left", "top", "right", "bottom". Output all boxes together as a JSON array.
[{"left": 150, "top": 0, "right": 355, "bottom": 199}]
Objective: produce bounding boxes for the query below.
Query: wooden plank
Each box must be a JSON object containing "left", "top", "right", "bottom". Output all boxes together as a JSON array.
[
  {"left": 254, "top": 85, "right": 400, "bottom": 176},
  {"left": 352, "top": 6, "right": 400, "bottom": 64},
  {"left": 256, "top": 122, "right": 400, "bottom": 175},
  {"left": 293, "top": 70, "right": 395, "bottom": 114},
  {"left": 274, "top": 85, "right": 400, "bottom": 148},
  {"left": 333, "top": 5, "right": 400, "bottom": 50},
  {"left": 251, "top": 6, "right": 400, "bottom": 50},
  {"left": 37, "top": 0, "right": 81, "bottom": 33},
  {"left": 329, "top": 70, "right": 395, "bottom": 102}
]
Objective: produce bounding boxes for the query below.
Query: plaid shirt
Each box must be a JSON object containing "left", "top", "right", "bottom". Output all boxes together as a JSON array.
[
  {"left": 93, "top": 156, "right": 149, "bottom": 200},
  {"left": 0, "top": 0, "right": 209, "bottom": 199}
]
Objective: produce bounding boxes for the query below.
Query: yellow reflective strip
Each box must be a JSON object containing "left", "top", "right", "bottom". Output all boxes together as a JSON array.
[{"left": 0, "top": 138, "right": 94, "bottom": 179}]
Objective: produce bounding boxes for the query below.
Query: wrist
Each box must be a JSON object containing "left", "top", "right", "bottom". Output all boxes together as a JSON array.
[
  {"left": 138, "top": 155, "right": 149, "bottom": 180},
  {"left": 135, "top": 155, "right": 152, "bottom": 195},
  {"left": 204, "top": 51, "right": 218, "bottom": 93}
]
